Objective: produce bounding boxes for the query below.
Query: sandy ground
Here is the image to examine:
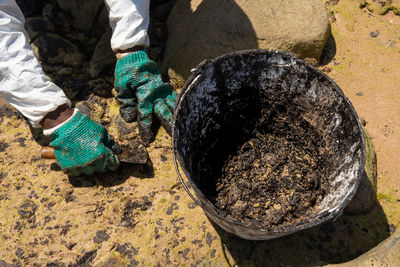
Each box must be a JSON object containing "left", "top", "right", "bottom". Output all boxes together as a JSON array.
[
  {"left": 323, "top": 1, "right": 400, "bottom": 225},
  {"left": 0, "top": 1, "right": 400, "bottom": 266}
]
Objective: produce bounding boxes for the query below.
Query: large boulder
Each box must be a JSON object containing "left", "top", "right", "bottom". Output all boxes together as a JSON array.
[{"left": 162, "top": 0, "right": 330, "bottom": 88}]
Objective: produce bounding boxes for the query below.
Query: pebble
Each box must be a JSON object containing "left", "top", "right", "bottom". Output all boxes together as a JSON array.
[
  {"left": 370, "top": 30, "right": 380, "bottom": 38},
  {"left": 321, "top": 66, "right": 332, "bottom": 73}
]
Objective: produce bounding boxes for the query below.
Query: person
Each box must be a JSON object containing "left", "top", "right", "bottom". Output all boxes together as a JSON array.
[{"left": 0, "top": 0, "right": 176, "bottom": 176}]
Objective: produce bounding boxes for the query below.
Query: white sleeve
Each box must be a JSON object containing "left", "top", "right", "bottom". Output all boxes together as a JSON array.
[
  {"left": 104, "top": 0, "right": 150, "bottom": 51},
  {"left": 0, "top": 0, "right": 71, "bottom": 128}
]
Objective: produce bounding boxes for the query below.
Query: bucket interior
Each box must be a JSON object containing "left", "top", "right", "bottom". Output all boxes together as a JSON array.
[{"left": 173, "top": 50, "right": 364, "bottom": 230}]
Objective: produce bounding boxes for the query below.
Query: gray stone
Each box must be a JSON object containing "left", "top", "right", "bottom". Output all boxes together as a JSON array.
[
  {"left": 162, "top": 0, "right": 330, "bottom": 88},
  {"left": 344, "top": 128, "right": 378, "bottom": 214},
  {"left": 88, "top": 29, "right": 116, "bottom": 78},
  {"left": 57, "top": 0, "right": 104, "bottom": 32}
]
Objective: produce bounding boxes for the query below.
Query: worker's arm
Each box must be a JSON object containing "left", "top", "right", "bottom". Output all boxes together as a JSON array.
[
  {"left": 0, "top": 0, "right": 71, "bottom": 128},
  {"left": 103, "top": 0, "right": 150, "bottom": 51},
  {"left": 104, "top": 0, "right": 176, "bottom": 144},
  {"left": 0, "top": 0, "right": 119, "bottom": 175}
]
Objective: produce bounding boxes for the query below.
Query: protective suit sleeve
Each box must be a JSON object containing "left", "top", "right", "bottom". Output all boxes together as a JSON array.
[
  {"left": 0, "top": 0, "right": 71, "bottom": 128},
  {"left": 104, "top": 0, "right": 150, "bottom": 51}
]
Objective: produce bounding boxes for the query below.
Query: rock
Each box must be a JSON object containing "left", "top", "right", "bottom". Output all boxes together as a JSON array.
[
  {"left": 18, "top": 200, "right": 37, "bottom": 219},
  {"left": 65, "top": 32, "right": 92, "bottom": 43},
  {"left": 54, "top": 74, "right": 87, "bottom": 100},
  {"left": 162, "top": 0, "right": 330, "bottom": 88},
  {"left": 63, "top": 52, "right": 84, "bottom": 67},
  {"left": 109, "top": 108, "right": 140, "bottom": 141},
  {"left": 57, "top": 68, "right": 73, "bottom": 75},
  {"left": 97, "top": 257, "right": 126, "bottom": 267},
  {"left": 24, "top": 17, "right": 45, "bottom": 41},
  {"left": 40, "top": 3, "right": 73, "bottom": 33},
  {"left": 147, "top": 18, "right": 169, "bottom": 64},
  {"left": 326, "top": 230, "right": 400, "bottom": 267},
  {"left": 90, "top": 6, "right": 110, "bottom": 39},
  {"left": 370, "top": 30, "right": 380, "bottom": 38},
  {"left": 88, "top": 29, "right": 116, "bottom": 78},
  {"left": 33, "top": 33, "right": 83, "bottom": 66},
  {"left": 65, "top": 32, "right": 98, "bottom": 57},
  {"left": 16, "top": 0, "right": 42, "bottom": 17},
  {"left": 41, "top": 4, "right": 56, "bottom": 32},
  {"left": 303, "top": 57, "right": 319, "bottom": 67},
  {"left": 57, "top": 0, "right": 104, "bottom": 32},
  {"left": 344, "top": 128, "right": 378, "bottom": 214},
  {"left": 88, "top": 78, "right": 113, "bottom": 97},
  {"left": 93, "top": 230, "right": 110, "bottom": 244},
  {"left": 75, "top": 94, "right": 107, "bottom": 124},
  {"left": 150, "top": 0, "right": 176, "bottom": 21},
  {"left": 56, "top": 11, "right": 73, "bottom": 33},
  {"left": 74, "top": 97, "right": 149, "bottom": 164},
  {"left": 359, "top": 0, "right": 400, "bottom": 16}
]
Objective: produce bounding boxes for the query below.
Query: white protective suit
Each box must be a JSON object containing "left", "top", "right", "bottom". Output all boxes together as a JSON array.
[{"left": 0, "top": 0, "right": 150, "bottom": 127}]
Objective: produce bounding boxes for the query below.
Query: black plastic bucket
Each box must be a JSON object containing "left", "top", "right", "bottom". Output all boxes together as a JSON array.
[{"left": 172, "top": 50, "right": 365, "bottom": 240}]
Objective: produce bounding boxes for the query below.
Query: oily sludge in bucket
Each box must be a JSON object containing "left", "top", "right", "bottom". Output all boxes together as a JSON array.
[{"left": 172, "top": 50, "right": 365, "bottom": 240}]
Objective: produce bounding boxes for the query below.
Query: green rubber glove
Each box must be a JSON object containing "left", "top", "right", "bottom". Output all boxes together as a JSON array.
[
  {"left": 50, "top": 111, "right": 120, "bottom": 176},
  {"left": 115, "top": 50, "right": 176, "bottom": 143}
]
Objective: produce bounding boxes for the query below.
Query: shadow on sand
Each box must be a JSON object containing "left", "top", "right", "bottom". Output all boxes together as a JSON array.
[
  {"left": 211, "top": 191, "right": 389, "bottom": 266},
  {"left": 320, "top": 29, "right": 337, "bottom": 66}
]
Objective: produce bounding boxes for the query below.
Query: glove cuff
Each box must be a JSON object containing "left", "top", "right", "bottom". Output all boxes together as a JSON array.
[
  {"left": 43, "top": 108, "right": 79, "bottom": 136},
  {"left": 118, "top": 50, "right": 150, "bottom": 66}
]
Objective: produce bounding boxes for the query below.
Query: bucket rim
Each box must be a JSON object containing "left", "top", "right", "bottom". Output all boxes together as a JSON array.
[{"left": 172, "top": 49, "right": 366, "bottom": 234}]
